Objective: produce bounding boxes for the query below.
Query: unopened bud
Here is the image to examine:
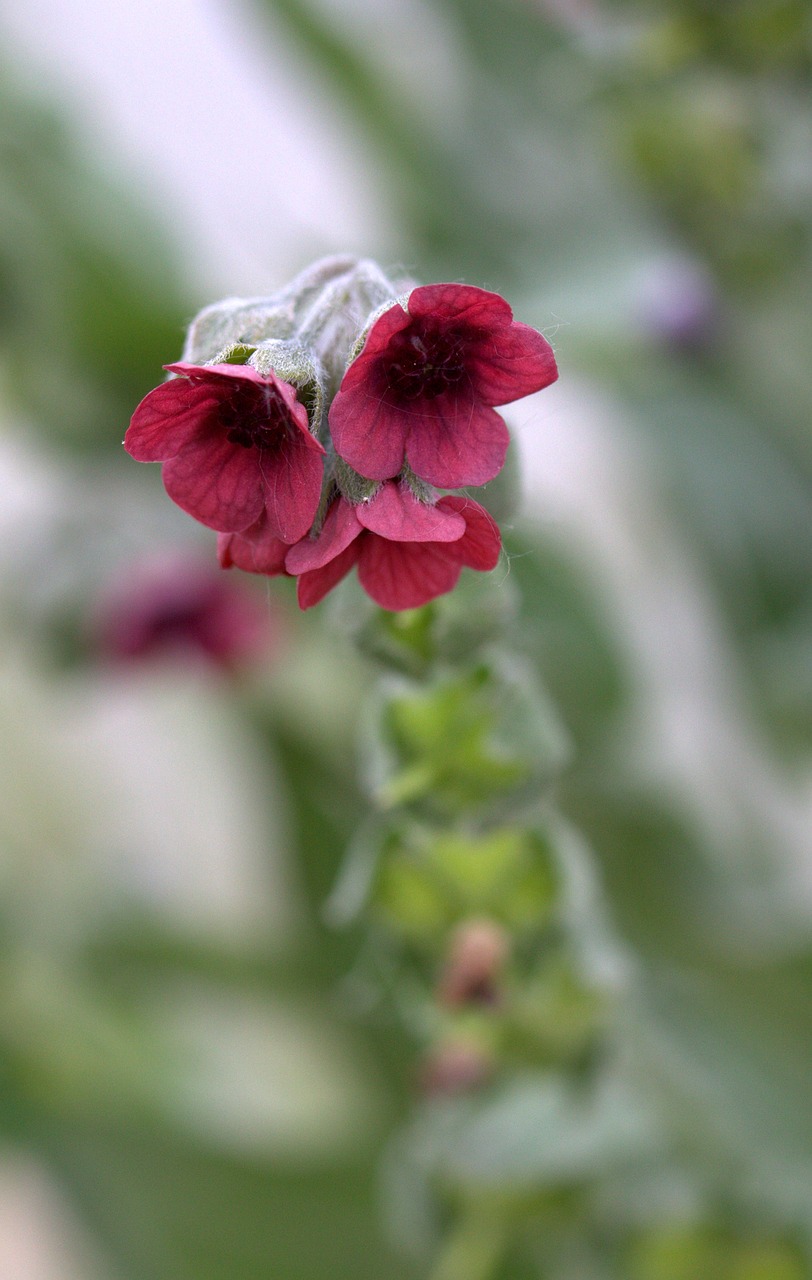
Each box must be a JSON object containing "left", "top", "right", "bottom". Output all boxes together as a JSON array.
[
  {"left": 419, "top": 1040, "right": 493, "bottom": 1097},
  {"left": 295, "top": 260, "right": 408, "bottom": 382},
  {"left": 438, "top": 918, "right": 510, "bottom": 1008},
  {"left": 181, "top": 297, "right": 296, "bottom": 366},
  {"left": 180, "top": 258, "right": 379, "bottom": 368}
]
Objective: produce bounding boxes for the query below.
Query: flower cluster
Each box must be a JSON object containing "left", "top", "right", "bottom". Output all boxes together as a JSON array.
[{"left": 125, "top": 259, "right": 557, "bottom": 612}]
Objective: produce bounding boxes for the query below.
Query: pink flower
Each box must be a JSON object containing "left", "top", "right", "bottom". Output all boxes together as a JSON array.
[
  {"left": 284, "top": 481, "right": 501, "bottom": 612},
  {"left": 94, "top": 554, "right": 276, "bottom": 670},
  {"left": 125, "top": 363, "right": 325, "bottom": 542},
  {"left": 329, "top": 284, "right": 558, "bottom": 488}
]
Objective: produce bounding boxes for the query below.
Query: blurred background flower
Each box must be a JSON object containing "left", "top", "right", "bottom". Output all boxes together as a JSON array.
[{"left": 91, "top": 552, "right": 280, "bottom": 670}]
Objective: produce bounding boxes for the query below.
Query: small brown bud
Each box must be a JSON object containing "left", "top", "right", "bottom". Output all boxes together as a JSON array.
[
  {"left": 438, "top": 918, "right": 510, "bottom": 1008},
  {"left": 419, "top": 1041, "right": 493, "bottom": 1097}
]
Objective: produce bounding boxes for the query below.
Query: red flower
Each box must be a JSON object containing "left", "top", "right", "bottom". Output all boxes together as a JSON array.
[
  {"left": 217, "top": 513, "right": 290, "bottom": 577},
  {"left": 284, "top": 482, "right": 501, "bottom": 611},
  {"left": 94, "top": 554, "right": 275, "bottom": 670},
  {"left": 125, "top": 363, "right": 325, "bottom": 542},
  {"left": 328, "top": 284, "right": 557, "bottom": 488}
]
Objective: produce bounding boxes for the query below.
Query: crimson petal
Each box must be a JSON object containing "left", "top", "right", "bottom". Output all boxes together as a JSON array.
[
  {"left": 345, "top": 301, "right": 414, "bottom": 364},
  {"left": 328, "top": 380, "right": 409, "bottom": 481},
  {"left": 258, "top": 433, "right": 325, "bottom": 544},
  {"left": 285, "top": 497, "right": 362, "bottom": 575},
  {"left": 357, "top": 537, "right": 463, "bottom": 611},
  {"left": 297, "top": 542, "right": 361, "bottom": 609},
  {"left": 438, "top": 496, "right": 502, "bottom": 570},
  {"left": 406, "top": 283, "right": 514, "bottom": 330},
  {"left": 165, "top": 363, "right": 318, "bottom": 445},
  {"left": 162, "top": 434, "right": 265, "bottom": 532},
  {"left": 357, "top": 482, "right": 465, "bottom": 543},
  {"left": 125, "top": 380, "right": 224, "bottom": 462},
  {"left": 465, "top": 322, "right": 558, "bottom": 405},
  {"left": 405, "top": 398, "right": 510, "bottom": 489},
  {"left": 218, "top": 515, "right": 290, "bottom": 575}
]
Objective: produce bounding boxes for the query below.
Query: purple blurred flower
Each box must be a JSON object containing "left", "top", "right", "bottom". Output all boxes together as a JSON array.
[
  {"left": 94, "top": 553, "right": 277, "bottom": 671},
  {"left": 635, "top": 258, "right": 720, "bottom": 352}
]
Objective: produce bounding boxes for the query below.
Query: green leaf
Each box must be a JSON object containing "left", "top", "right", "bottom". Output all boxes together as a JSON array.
[
  {"left": 418, "top": 1070, "right": 663, "bottom": 1192},
  {"left": 39, "top": 1121, "right": 418, "bottom": 1280},
  {"left": 631, "top": 958, "right": 812, "bottom": 1213},
  {"left": 367, "top": 659, "right": 570, "bottom": 819},
  {"left": 0, "top": 66, "right": 190, "bottom": 450}
]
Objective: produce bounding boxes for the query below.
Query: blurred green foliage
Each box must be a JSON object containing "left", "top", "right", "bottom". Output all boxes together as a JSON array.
[{"left": 0, "top": 65, "right": 191, "bottom": 451}]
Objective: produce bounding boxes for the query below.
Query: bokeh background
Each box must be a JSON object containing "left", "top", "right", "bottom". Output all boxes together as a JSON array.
[{"left": 0, "top": 0, "right": 811, "bottom": 1276}]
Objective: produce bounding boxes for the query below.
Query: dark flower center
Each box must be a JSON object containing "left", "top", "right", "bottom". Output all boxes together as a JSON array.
[
  {"left": 385, "top": 324, "right": 468, "bottom": 401},
  {"left": 144, "top": 600, "right": 209, "bottom": 645},
  {"left": 218, "top": 383, "right": 292, "bottom": 449}
]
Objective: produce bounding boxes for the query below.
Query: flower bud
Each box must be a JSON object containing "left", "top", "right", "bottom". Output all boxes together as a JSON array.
[
  {"left": 181, "top": 297, "right": 295, "bottom": 366},
  {"left": 294, "top": 259, "right": 404, "bottom": 384},
  {"left": 437, "top": 918, "right": 510, "bottom": 1008},
  {"left": 418, "top": 1040, "right": 493, "bottom": 1097},
  {"left": 180, "top": 256, "right": 365, "bottom": 367}
]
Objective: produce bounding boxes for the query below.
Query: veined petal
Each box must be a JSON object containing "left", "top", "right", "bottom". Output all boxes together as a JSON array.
[
  {"left": 218, "top": 516, "right": 290, "bottom": 576},
  {"left": 328, "top": 379, "right": 409, "bottom": 480},
  {"left": 357, "top": 482, "right": 465, "bottom": 543},
  {"left": 162, "top": 435, "right": 265, "bottom": 532},
  {"left": 125, "top": 379, "right": 223, "bottom": 461},
  {"left": 259, "top": 433, "right": 325, "bottom": 544},
  {"left": 165, "top": 362, "right": 318, "bottom": 444},
  {"left": 406, "top": 283, "right": 514, "bottom": 330},
  {"left": 438, "top": 496, "right": 502, "bottom": 570},
  {"left": 357, "top": 537, "right": 463, "bottom": 611},
  {"left": 297, "top": 542, "right": 360, "bottom": 609},
  {"left": 166, "top": 361, "right": 275, "bottom": 384},
  {"left": 285, "top": 497, "right": 362, "bottom": 575},
  {"left": 405, "top": 398, "right": 509, "bottom": 489},
  {"left": 466, "top": 322, "right": 558, "bottom": 405}
]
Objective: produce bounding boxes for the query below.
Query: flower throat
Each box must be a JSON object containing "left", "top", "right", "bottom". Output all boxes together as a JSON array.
[
  {"left": 386, "top": 325, "right": 468, "bottom": 401},
  {"left": 219, "top": 384, "right": 290, "bottom": 449}
]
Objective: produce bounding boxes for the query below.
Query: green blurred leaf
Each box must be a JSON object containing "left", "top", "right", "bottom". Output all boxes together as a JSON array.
[
  {"left": 0, "top": 66, "right": 190, "bottom": 450},
  {"left": 367, "top": 659, "right": 570, "bottom": 818},
  {"left": 633, "top": 957, "right": 812, "bottom": 1199},
  {"left": 39, "top": 1121, "right": 418, "bottom": 1280},
  {"left": 424, "top": 1070, "right": 663, "bottom": 1192}
]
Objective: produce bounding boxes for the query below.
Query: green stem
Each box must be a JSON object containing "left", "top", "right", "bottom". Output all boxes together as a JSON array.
[
  {"left": 378, "top": 761, "right": 439, "bottom": 809},
  {"left": 429, "top": 1208, "right": 508, "bottom": 1280}
]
